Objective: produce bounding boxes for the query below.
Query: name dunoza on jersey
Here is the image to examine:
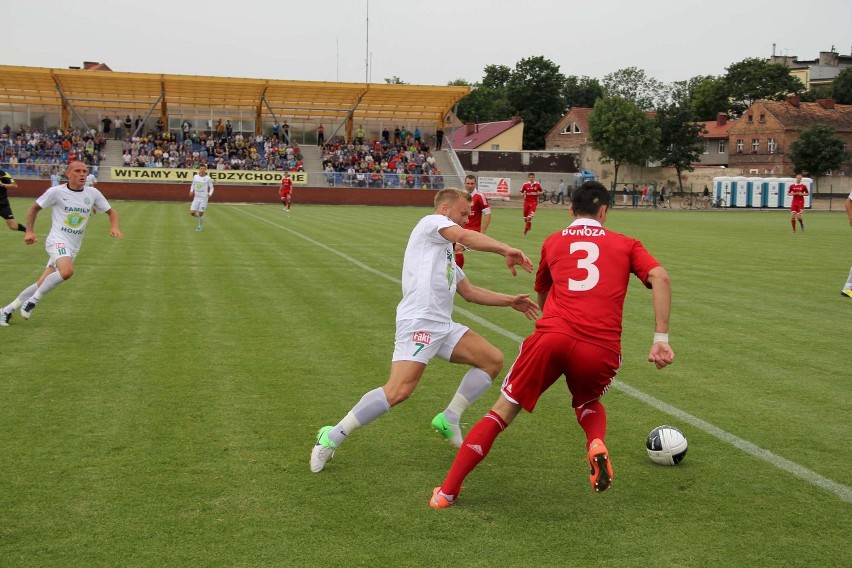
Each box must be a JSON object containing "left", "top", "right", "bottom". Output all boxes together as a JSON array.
[
  {"left": 37, "top": 184, "right": 111, "bottom": 255},
  {"left": 396, "top": 214, "right": 465, "bottom": 323}
]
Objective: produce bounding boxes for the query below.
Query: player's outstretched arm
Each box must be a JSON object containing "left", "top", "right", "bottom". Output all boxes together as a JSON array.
[
  {"left": 456, "top": 279, "right": 541, "bottom": 320},
  {"left": 106, "top": 209, "right": 124, "bottom": 239},
  {"left": 24, "top": 203, "right": 42, "bottom": 245},
  {"left": 441, "top": 225, "right": 533, "bottom": 275},
  {"left": 646, "top": 266, "right": 674, "bottom": 369}
]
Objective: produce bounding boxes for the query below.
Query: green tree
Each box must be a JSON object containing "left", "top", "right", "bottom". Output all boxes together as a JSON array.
[
  {"left": 832, "top": 67, "right": 852, "bottom": 104},
  {"left": 798, "top": 84, "right": 834, "bottom": 102},
  {"left": 788, "top": 123, "right": 850, "bottom": 190},
  {"left": 685, "top": 75, "right": 730, "bottom": 120},
  {"left": 563, "top": 75, "right": 604, "bottom": 109},
  {"left": 724, "top": 57, "right": 804, "bottom": 114},
  {"left": 447, "top": 78, "right": 471, "bottom": 87},
  {"left": 602, "top": 67, "right": 668, "bottom": 111},
  {"left": 655, "top": 85, "right": 705, "bottom": 192},
  {"left": 383, "top": 76, "right": 407, "bottom": 85},
  {"left": 588, "top": 96, "right": 660, "bottom": 187},
  {"left": 506, "top": 56, "right": 567, "bottom": 149},
  {"left": 455, "top": 65, "right": 512, "bottom": 124}
]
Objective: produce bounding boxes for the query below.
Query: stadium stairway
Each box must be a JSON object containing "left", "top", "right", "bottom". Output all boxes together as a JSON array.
[{"left": 100, "top": 139, "right": 126, "bottom": 180}]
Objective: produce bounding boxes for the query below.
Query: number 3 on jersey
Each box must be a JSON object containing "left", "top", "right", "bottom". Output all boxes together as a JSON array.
[{"left": 568, "top": 241, "right": 600, "bottom": 291}]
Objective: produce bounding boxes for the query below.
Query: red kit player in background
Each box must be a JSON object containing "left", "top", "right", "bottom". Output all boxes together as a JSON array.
[
  {"left": 454, "top": 175, "right": 492, "bottom": 268},
  {"left": 788, "top": 173, "right": 808, "bottom": 233},
  {"left": 520, "top": 172, "right": 542, "bottom": 236},
  {"left": 430, "top": 181, "right": 675, "bottom": 508},
  {"left": 280, "top": 172, "right": 293, "bottom": 212}
]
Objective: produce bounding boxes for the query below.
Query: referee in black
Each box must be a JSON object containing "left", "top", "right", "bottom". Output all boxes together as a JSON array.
[{"left": 0, "top": 168, "right": 26, "bottom": 232}]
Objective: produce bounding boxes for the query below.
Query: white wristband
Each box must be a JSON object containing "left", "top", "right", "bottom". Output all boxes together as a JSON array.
[{"left": 653, "top": 333, "right": 669, "bottom": 344}]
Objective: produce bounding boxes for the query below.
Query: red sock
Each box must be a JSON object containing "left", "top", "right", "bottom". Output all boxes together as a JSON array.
[
  {"left": 440, "top": 410, "right": 507, "bottom": 498},
  {"left": 791, "top": 219, "right": 796, "bottom": 231},
  {"left": 524, "top": 220, "right": 531, "bottom": 233},
  {"left": 455, "top": 252, "right": 465, "bottom": 269},
  {"left": 575, "top": 400, "right": 607, "bottom": 449}
]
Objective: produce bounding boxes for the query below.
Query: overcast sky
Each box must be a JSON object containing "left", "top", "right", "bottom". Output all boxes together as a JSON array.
[{"left": 6, "top": 0, "right": 851, "bottom": 86}]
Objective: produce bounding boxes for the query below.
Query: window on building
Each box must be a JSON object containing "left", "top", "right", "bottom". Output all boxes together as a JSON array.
[
  {"left": 767, "top": 138, "right": 777, "bottom": 154},
  {"left": 759, "top": 114, "right": 766, "bottom": 123},
  {"left": 751, "top": 139, "right": 760, "bottom": 153},
  {"left": 747, "top": 115, "right": 753, "bottom": 123},
  {"left": 560, "top": 123, "right": 571, "bottom": 134},
  {"left": 703, "top": 140, "right": 709, "bottom": 154},
  {"left": 574, "top": 122, "right": 581, "bottom": 133},
  {"left": 736, "top": 139, "right": 744, "bottom": 153},
  {"left": 718, "top": 139, "right": 727, "bottom": 154},
  {"left": 490, "top": 144, "right": 500, "bottom": 150}
]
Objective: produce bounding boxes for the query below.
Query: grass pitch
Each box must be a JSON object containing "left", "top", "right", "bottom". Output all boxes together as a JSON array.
[{"left": 1, "top": 198, "right": 850, "bottom": 567}]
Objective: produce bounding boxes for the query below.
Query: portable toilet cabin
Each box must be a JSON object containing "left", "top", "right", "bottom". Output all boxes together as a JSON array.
[
  {"left": 747, "top": 177, "right": 765, "bottom": 208},
  {"left": 729, "top": 177, "right": 747, "bottom": 207},
  {"left": 713, "top": 177, "right": 732, "bottom": 205},
  {"left": 780, "top": 177, "right": 796, "bottom": 209},
  {"left": 801, "top": 177, "right": 814, "bottom": 209},
  {"left": 765, "top": 178, "right": 782, "bottom": 208}
]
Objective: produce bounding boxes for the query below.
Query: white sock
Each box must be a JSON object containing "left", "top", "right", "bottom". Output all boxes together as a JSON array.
[
  {"left": 32, "top": 272, "right": 65, "bottom": 301},
  {"left": 6, "top": 283, "right": 39, "bottom": 311},
  {"left": 844, "top": 266, "right": 852, "bottom": 290},
  {"left": 328, "top": 387, "right": 390, "bottom": 447},
  {"left": 445, "top": 368, "right": 492, "bottom": 424}
]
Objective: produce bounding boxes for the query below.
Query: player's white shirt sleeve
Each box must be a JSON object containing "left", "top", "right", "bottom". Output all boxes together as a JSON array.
[{"left": 396, "top": 214, "right": 466, "bottom": 323}]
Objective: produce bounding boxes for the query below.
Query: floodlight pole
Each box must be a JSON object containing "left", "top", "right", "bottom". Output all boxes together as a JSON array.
[{"left": 365, "top": 0, "right": 370, "bottom": 84}]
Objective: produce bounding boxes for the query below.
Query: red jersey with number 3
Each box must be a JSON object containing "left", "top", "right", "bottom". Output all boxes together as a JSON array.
[{"left": 534, "top": 219, "right": 660, "bottom": 353}]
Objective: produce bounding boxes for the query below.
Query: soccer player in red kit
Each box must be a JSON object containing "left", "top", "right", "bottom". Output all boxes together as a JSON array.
[
  {"left": 454, "top": 175, "right": 492, "bottom": 268},
  {"left": 520, "top": 172, "right": 542, "bottom": 236},
  {"left": 788, "top": 173, "right": 808, "bottom": 233},
  {"left": 280, "top": 172, "right": 293, "bottom": 212},
  {"left": 430, "top": 181, "right": 675, "bottom": 508}
]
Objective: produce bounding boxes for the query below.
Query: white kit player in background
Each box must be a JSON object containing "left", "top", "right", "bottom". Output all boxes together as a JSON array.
[
  {"left": 190, "top": 164, "right": 214, "bottom": 232},
  {"left": 85, "top": 172, "right": 97, "bottom": 187},
  {"left": 0, "top": 161, "right": 123, "bottom": 326}
]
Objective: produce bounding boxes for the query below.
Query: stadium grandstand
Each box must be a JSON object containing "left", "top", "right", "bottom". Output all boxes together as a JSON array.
[{"left": 0, "top": 64, "right": 470, "bottom": 194}]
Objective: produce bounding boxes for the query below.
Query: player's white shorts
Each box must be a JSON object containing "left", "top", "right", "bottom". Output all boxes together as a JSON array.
[
  {"left": 191, "top": 198, "right": 209, "bottom": 212},
  {"left": 392, "top": 318, "right": 469, "bottom": 364},
  {"left": 45, "top": 239, "right": 78, "bottom": 267}
]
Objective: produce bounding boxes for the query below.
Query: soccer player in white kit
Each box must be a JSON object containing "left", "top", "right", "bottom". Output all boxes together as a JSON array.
[
  {"left": 190, "top": 164, "right": 214, "bottom": 232},
  {"left": 0, "top": 161, "right": 123, "bottom": 326},
  {"left": 841, "top": 190, "right": 852, "bottom": 299},
  {"left": 310, "top": 188, "right": 541, "bottom": 473}
]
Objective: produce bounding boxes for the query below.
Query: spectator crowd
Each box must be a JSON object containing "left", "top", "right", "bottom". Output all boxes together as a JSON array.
[{"left": 1, "top": 124, "right": 106, "bottom": 177}]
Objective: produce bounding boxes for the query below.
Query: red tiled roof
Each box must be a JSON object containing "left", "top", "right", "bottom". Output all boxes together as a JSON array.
[
  {"left": 760, "top": 100, "right": 852, "bottom": 131},
  {"left": 448, "top": 119, "right": 519, "bottom": 149},
  {"left": 702, "top": 118, "right": 732, "bottom": 139}
]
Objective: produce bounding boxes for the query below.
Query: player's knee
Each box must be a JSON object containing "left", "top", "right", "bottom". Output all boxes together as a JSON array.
[
  {"left": 483, "top": 349, "right": 504, "bottom": 379},
  {"left": 384, "top": 384, "right": 414, "bottom": 406},
  {"left": 58, "top": 266, "right": 74, "bottom": 280}
]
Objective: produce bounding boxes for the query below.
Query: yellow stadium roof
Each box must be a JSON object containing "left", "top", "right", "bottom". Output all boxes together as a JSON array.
[{"left": 0, "top": 65, "right": 470, "bottom": 123}]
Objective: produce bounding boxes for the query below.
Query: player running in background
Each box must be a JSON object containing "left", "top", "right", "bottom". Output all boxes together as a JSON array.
[
  {"left": 280, "top": 172, "right": 293, "bottom": 212},
  {"left": 0, "top": 161, "right": 123, "bottom": 326},
  {"left": 310, "top": 188, "right": 539, "bottom": 473},
  {"left": 454, "top": 175, "right": 491, "bottom": 268},
  {"left": 190, "top": 164, "right": 214, "bottom": 232},
  {"left": 788, "top": 173, "right": 809, "bottom": 233},
  {"left": 429, "top": 181, "right": 674, "bottom": 508},
  {"left": 841, "top": 190, "right": 852, "bottom": 299},
  {"left": 0, "top": 168, "right": 26, "bottom": 233},
  {"left": 520, "top": 172, "right": 542, "bottom": 237}
]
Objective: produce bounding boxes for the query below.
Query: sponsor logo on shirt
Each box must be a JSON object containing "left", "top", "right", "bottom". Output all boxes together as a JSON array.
[{"left": 413, "top": 331, "right": 432, "bottom": 345}]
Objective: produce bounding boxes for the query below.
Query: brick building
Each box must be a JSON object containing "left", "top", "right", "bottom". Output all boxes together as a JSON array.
[{"left": 727, "top": 96, "right": 852, "bottom": 176}]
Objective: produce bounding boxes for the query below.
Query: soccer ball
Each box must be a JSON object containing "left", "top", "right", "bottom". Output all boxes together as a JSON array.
[{"left": 646, "top": 425, "right": 688, "bottom": 466}]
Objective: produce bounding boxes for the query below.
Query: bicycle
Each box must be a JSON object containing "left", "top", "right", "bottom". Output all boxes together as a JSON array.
[{"left": 679, "top": 194, "right": 701, "bottom": 210}]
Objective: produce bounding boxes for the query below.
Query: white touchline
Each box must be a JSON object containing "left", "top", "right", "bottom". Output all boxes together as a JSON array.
[{"left": 238, "top": 207, "right": 852, "bottom": 503}]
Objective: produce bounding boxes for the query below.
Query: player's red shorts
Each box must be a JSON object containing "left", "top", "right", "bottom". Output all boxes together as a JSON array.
[
  {"left": 281, "top": 193, "right": 291, "bottom": 201},
  {"left": 790, "top": 200, "right": 804, "bottom": 214},
  {"left": 501, "top": 331, "right": 621, "bottom": 411},
  {"left": 523, "top": 200, "right": 538, "bottom": 218}
]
